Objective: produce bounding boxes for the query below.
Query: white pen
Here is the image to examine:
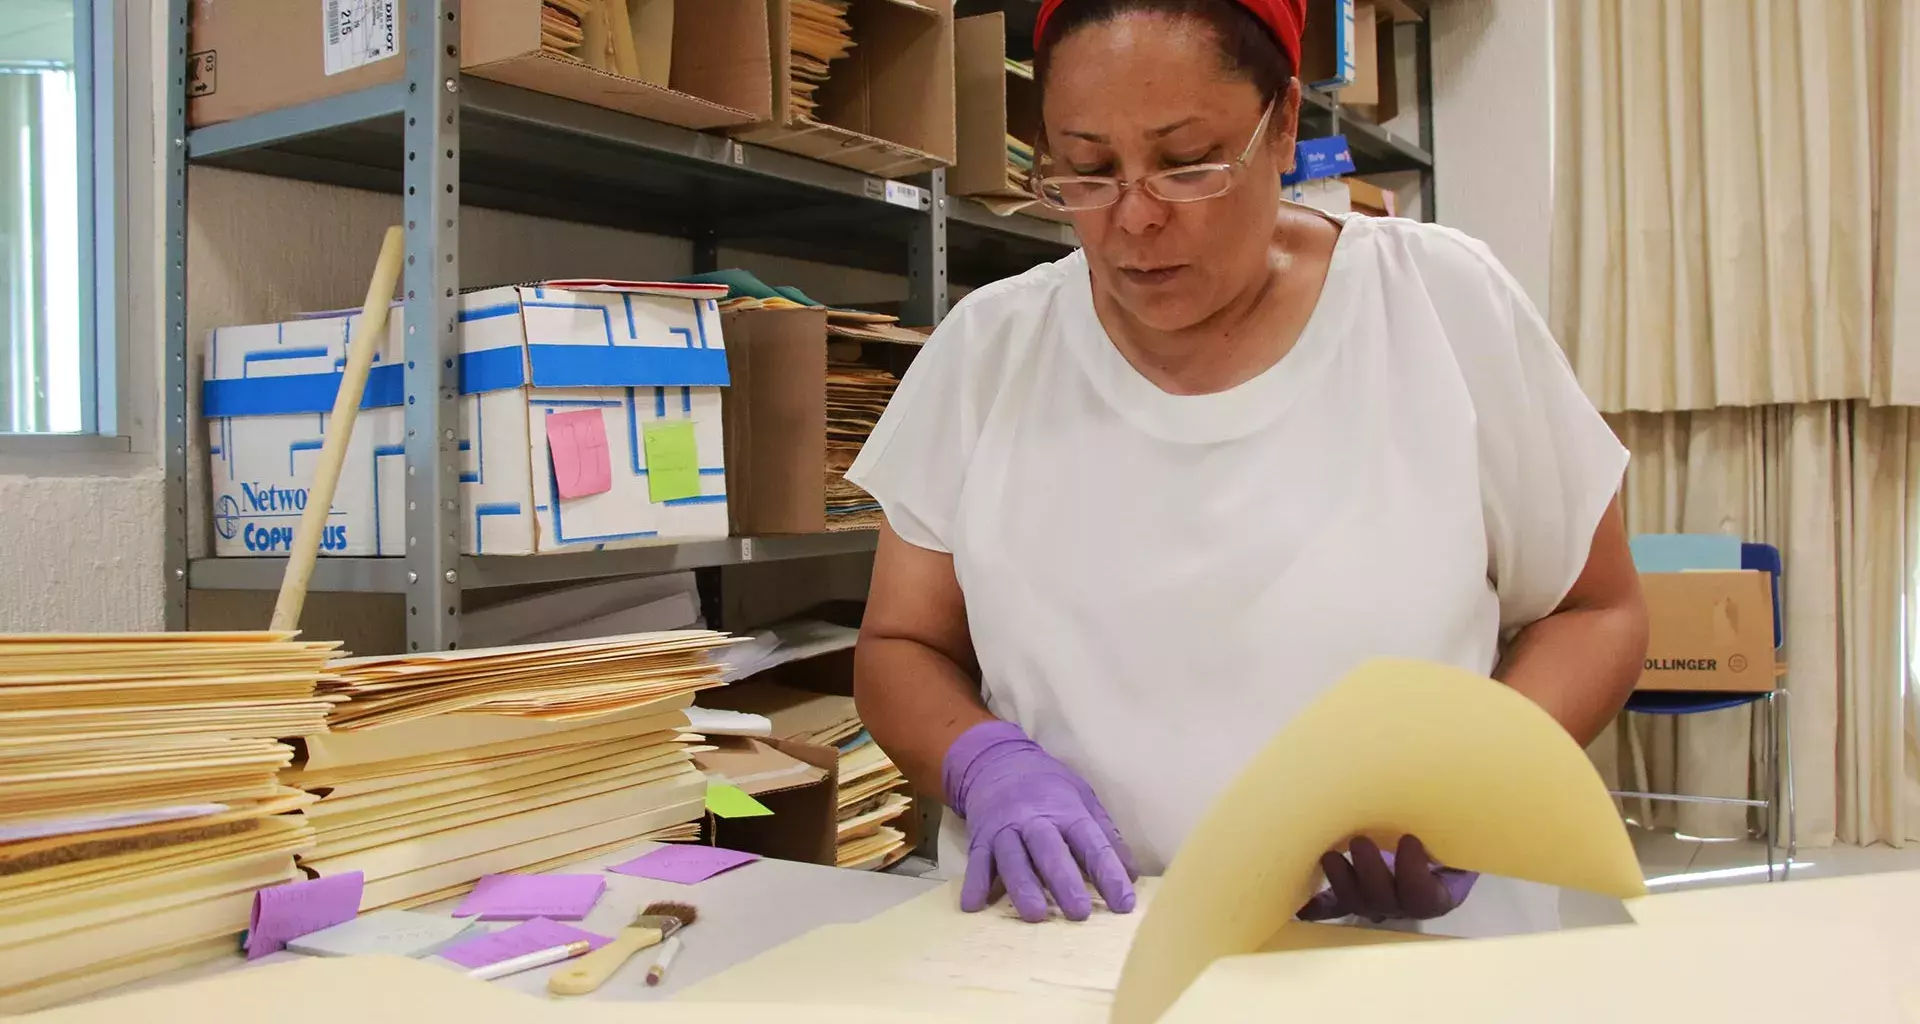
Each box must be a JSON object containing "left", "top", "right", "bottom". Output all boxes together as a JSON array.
[{"left": 466, "top": 939, "right": 593, "bottom": 981}]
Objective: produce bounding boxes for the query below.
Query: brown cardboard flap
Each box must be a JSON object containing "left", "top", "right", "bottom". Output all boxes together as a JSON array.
[
  {"left": 469, "top": 53, "right": 760, "bottom": 131},
  {"left": 670, "top": 0, "right": 774, "bottom": 121},
  {"left": 694, "top": 736, "right": 827, "bottom": 796},
  {"left": 734, "top": 119, "right": 950, "bottom": 178},
  {"left": 708, "top": 736, "right": 838, "bottom": 865},
  {"left": 1344, "top": 3, "right": 1380, "bottom": 106},
  {"left": 1346, "top": 11, "right": 1400, "bottom": 123},
  {"left": 952, "top": 14, "right": 1009, "bottom": 197},
  {"left": 1636, "top": 571, "right": 1777, "bottom": 693},
  {"left": 467, "top": 0, "right": 545, "bottom": 65},
  {"left": 721, "top": 308, "right": 830, "bottom": 536}
]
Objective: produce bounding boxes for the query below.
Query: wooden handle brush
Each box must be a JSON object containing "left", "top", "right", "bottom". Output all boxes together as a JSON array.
[
  {"left": 269, "top": 225, "right": 405, "bottom": 632},
  {"left": 547, "top": 900, "right": 696, "bottom": 996}
]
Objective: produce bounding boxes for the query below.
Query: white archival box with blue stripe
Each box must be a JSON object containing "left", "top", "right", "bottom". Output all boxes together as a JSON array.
[{"left": 204, "top": 280, "right": 733, "bottom": 557}]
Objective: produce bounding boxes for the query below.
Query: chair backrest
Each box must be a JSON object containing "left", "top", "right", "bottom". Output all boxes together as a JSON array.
[{"left": 1740, "top": 542, "right": 1783, "bottom": 649}]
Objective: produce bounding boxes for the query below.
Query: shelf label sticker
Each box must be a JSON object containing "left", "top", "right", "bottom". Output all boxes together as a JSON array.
[
  {"left": 883, "top": 180, "right": 927, "bottom": 210},
  {"left": 323, "top": 0, "right": 400, "bottom": 77}
]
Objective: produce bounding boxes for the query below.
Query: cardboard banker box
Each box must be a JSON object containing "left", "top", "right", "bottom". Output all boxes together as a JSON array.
[
  {"left": 1636, "top": 570, "right": 1777, "bottom": 692},
  {"left": 204, "top": 281, "right": 732, "bottom": 557},
  {"left": 188, "top": 0, "right": 771, "bottom": 131}
]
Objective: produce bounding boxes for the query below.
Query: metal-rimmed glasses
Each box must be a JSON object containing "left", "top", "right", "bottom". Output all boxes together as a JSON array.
[{"left": 1032, "top": 98, "right": 1277, "bottom": 212}]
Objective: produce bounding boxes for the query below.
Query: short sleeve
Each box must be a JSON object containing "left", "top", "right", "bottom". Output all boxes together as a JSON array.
[
  {"left": 1418, "top": 231, "right": 1630, "bottom": 634},
  {"left": 844, "top": 300, "right": 980, "bottom": 554}
]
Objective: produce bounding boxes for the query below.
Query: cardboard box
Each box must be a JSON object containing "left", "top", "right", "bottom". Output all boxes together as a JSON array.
[
  {"left": 1345, "top": 10, "right": 1400, "bottom": 123},
  {"left": 951, "top": 12, "right": 1039, "bottom": 199},
  {"left": 204, "top": 281, "right": 732, "bottom": 557},
  {"left": 700, "top": 735, "right": 838, "bottom": 865},
  {"left": 721, "top": 307, "right": 918, "bottom": 535},
  {"left": 1636, "top": 571, "right": 1778, "bottom": 692},
  {"left": 1300, "top": 0, "right": 1357, "bottom": 91},
  {"left": 1346, "top": 177, "right": 1395, "bottom": 216},
  {"left": 733, "top": 0, "right": 956, "bottom": 178},
  {"left": 188, "top": 0, "right": 770, "bottom": 132}
]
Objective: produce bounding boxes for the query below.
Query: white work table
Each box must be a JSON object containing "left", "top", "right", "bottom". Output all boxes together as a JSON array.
[{"left": 95, "top": 842, "right": 941, "bottom": 1006}]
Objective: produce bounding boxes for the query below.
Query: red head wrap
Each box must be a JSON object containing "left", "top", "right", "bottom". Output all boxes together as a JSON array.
[{"left": 1033, "top": 0, "right": 1306, "bottom": 74}]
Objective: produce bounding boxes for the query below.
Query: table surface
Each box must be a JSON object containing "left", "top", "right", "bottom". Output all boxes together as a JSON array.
[{"left": 99, "top": 842, "right": 940, "bottom": 1004}]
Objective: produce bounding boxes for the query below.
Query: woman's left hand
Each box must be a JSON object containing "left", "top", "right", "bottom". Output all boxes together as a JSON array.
[{"left": 1297, "top": 835, "right": 1477, "bottom": 923}]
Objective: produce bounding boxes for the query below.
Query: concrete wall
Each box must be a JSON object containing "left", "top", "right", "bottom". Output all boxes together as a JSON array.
[{"left": 1429, "top": 0, "right": 1555, "bottom": 309}]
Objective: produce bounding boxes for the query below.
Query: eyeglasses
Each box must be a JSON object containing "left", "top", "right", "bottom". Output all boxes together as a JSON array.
[{"left": 1033, "top": 98, "right": 1277, "bottom": 212}]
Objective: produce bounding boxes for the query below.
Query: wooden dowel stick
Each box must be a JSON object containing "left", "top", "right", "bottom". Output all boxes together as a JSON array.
[{"left": 270, "top": 226, "right": 406, "bottom": 632}]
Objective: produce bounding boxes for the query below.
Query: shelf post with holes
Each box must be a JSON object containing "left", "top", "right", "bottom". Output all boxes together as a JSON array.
[
  {"left": 401, "top": 0, "right": 465, "bottom": 652},
  {"left": 906, "top": 168, "right": 950, "bottom": 327},
  {"left": 164, "top": 0, "right": 190, "bottom": 631}
]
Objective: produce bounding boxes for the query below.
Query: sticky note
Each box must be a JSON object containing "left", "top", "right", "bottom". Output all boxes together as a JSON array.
[
  {"left": 451, "top": 874, "right": 606, "bottom": 921},
  {"left": 285, "top": 909, "right": 478, "bottom": 958},
  {"left": 642, "top": 420, "right": 701, "bottom": 503},
  {"left": 245, "top": 872, "right": 364, "bottom": 959},
  {"left": 705, "top": 782, "right": 774, "bottom": 819},
  {"left": 437, "top": 917, "right": 613, "bottom": 971},
  {"left": 609, "top": 845, "right": 761, "bottom": 885},
  {"left": 546, "top": 408, "right": 613, "bottom": 500}
]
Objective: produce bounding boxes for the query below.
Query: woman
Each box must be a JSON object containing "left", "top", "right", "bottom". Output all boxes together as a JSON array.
[{"left": 847, "top": 0, "right": 1647, "bottom": 933}]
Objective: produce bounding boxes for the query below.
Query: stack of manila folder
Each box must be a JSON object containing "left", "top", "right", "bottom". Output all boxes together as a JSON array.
[
  {"left": 0, "top": 632, "right": 340, "bottom": 1013},
  {"left": 286, "top": 632, "right": 737, "bottom": 910},
  {"left": 19, "top": 659, "right": 1920, "bottom": 1021}
]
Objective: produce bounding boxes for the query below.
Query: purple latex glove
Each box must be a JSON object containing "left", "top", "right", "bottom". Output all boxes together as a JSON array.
[
  {"left": 1297, "top": 835, "right": 1478, "bottom": 923},
  {"left": 942, "top": 720, "right": 1139, "bottom": 923}
]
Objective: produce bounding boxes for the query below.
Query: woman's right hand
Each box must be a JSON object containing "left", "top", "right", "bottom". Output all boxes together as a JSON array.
[{"left": 942, "top": 720, "right": 1139, "bottom": 923}]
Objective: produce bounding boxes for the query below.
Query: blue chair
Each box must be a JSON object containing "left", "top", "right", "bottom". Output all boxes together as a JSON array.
[{"left": 1613, "top": 542, "right": 1794, "bottom": 880}]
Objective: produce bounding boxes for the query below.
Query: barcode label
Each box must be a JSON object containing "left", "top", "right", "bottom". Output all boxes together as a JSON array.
[{"left": 322, "top": 0, "right": 399, "bottom": 76}]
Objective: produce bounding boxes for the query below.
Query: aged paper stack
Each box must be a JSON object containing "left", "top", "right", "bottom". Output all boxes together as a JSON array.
[
  {"left": 789, "top": 0, "right": 855, "bottom": 120},
  {"left": 287, "top": 632, "right": 736, "bottom": 910},
  {"left": 833, "top": 730, "right": 911, "bottom": 869},
  {"left": 540, "top": 0, "right": 590, "bottom": 58},
  {"left": 0, "top": 631, "right": 340, "bottom": 1014},
  {"left": 823, "top": 361, "right": 901, "bottom": 532}
]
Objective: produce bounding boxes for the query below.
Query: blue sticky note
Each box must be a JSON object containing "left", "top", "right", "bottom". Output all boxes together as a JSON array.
[{"left": 1629, "top": 534, "right": 1743, "bottom": 574}]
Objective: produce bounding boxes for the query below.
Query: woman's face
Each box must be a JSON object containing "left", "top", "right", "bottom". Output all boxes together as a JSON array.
[{"left": 1042, "top": 14, "right": 1295, "bottom": 333}]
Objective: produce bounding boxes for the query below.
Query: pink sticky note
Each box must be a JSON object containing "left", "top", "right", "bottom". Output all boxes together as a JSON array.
[
  {"left": 245, "top": 871, "right": 364, "bottom": 960},
  {"left": 436, "top": 917, "right": 612, "bottom": 970},
  {"left": 609, "top": 845, "right": 761, "bottom": 885},
  {"left": 546, "top": 408, "right": 613, "bottom": 500},
  {"left": 451, "top": 874, "right": 606, "bottom": 921}
]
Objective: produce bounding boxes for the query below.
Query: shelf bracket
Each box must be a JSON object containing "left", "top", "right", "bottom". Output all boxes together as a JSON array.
[
  {"left": 402, "top": 0, "right": 464, "bottom": 651},
  {"left": 905, "top": 168, "right": 950, "bottom": 326},
  {"left": 163, "top": 0, "right": 190, "bottom": 630}
]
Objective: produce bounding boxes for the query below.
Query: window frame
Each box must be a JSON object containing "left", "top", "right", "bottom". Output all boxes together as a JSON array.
[{"left": 0, "top": 0, "right": 149, "bottom": 467}]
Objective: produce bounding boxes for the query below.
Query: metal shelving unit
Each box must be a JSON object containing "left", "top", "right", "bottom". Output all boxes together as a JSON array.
[{"left": 161, "top": 0, "right": 1434, "bottom": 651}]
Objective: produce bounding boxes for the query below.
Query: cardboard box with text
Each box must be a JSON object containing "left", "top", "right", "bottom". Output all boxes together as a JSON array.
[
  {"left": 1636, "top": 571, "right": 1778, "bottom": 692},
  {"left": 188, "top": 0, "right": 770, "bottom": 132}
]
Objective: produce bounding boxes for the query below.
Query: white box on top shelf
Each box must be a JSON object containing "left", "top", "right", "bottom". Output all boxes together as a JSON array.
[{"left": 204, "top": 281, "right": 732, "bottom": 557}]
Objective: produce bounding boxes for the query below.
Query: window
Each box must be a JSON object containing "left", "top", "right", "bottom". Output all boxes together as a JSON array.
[{"left": 2, "top": 0, "right": 94, "bottom": 435}]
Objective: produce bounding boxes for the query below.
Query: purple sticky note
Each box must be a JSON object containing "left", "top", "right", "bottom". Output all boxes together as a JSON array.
[
  {"left": 609, "top": 845, "right": 761, "bottom": 885},
  {"left": 437, "top": 917, "right": 612, "bottom": 970},
  {"left": 245, "top": 871, "right": 364, "bottom": 960},
  {"left": 451, "top": 873, "right": 606, "bottom": 921},
  {"left": 546, "top": 408, "right": 613, "bottom": 500}
]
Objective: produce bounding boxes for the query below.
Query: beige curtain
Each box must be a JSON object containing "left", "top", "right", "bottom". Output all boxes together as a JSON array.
[
  {"left": 1592, "top": 404, "right": 1920, "bottom": 846},
  {"left": 1551, "top": 0, "right": 1920, "bottom": 412}
]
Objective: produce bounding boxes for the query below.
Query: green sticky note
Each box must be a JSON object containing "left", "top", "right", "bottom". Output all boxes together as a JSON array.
[
  {"left": 706, "top": 782, "right": 773, "bottom": 819},
  {"left": 642, "top": 420, "right": 701, "bottom": 503}
]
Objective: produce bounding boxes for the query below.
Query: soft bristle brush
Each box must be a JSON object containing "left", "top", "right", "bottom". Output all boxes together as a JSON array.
[{"left": 547, "top": 900, "right": 697, "bottom": 996}]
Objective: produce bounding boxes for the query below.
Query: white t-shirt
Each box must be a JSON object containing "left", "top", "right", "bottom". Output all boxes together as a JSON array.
[{"left": 846, "top": 214, "right": 1628, "bottom": 936}]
